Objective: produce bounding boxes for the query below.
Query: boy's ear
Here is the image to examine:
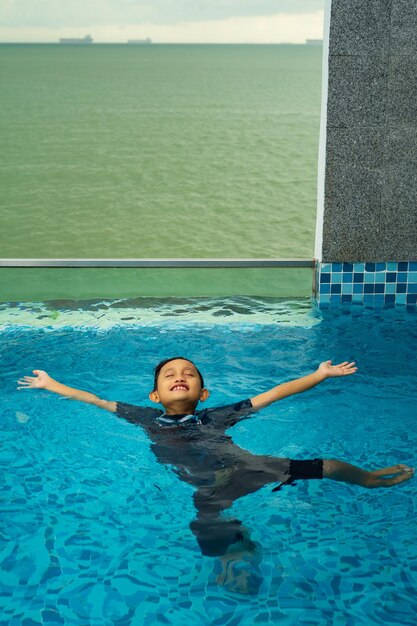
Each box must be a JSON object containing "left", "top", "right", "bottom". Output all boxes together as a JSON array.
[
  {"left": 199, "top": 388, "right": 209, "bottom": 402},
  {"left": 149, "top": 390, "right": 160, "bottom": 404}
]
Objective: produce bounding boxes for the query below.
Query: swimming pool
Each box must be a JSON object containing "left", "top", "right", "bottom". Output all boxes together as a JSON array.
[{"left": 1, "top": 297, "right": 416, "bottom": 625}]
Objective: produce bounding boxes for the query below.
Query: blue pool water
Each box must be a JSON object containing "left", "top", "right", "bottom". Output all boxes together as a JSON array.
[{"left": 1, "top": 298, "right": 417, "bottom": 625}]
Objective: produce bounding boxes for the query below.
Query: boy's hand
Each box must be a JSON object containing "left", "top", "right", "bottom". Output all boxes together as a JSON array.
[
  {"left": 318, "top": 360, "right": 357, "bottom": 379},
  {"left": 18, "top": 370, "right": 52, "bottom": 390}
]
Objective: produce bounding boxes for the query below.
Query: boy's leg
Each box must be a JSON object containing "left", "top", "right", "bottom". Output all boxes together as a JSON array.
[{"left": 323, "top": 460, "right": 414, "bottom": 488}]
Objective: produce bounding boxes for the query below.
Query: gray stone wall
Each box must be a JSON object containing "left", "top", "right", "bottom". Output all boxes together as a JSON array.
[{"left": 322, "top": 0, "right": 417, "bottom": 262}]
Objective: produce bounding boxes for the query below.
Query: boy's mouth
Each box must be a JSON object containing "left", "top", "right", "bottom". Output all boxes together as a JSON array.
[{"left": 170, "top": 384, "right": 189, "bottom": 391}]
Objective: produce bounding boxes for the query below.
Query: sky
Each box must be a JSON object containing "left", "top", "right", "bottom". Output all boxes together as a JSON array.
[{"left": 0, "top": 0, "right": 326, "bottom": 43}]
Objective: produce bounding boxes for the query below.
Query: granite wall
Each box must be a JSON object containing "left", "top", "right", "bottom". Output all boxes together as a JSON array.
[{"left": 321, "top": 0, "right": 417, "bottom": 262}]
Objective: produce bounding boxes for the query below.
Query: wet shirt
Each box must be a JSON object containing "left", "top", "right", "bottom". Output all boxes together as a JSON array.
[{"left": 115, "top": 399, "right": 256, "bottom": 483}]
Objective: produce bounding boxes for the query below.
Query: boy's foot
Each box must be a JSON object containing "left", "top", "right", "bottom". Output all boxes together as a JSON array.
[
  {"left": 367, "top": 464, "right": 414, "bottom": 488},
  {"left": 215, "top": 552, "right": 263, "bottom": 595}
]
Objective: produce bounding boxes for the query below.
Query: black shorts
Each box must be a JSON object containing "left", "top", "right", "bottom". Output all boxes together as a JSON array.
[{"left": 272, "top": 458, "right": 323, "bottom": 491}]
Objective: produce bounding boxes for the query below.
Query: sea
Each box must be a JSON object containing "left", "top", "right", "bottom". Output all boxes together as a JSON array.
[{"left": 0, "top": 43, "right": 322, "bottom": 260}]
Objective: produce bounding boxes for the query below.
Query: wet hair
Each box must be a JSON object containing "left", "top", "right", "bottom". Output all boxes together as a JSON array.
[{"left": 153, "top": 357, "right": 205, "bottom": 391}]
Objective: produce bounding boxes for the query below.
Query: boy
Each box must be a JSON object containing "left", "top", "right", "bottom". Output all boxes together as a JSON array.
[{"left": 18, "top": 357, "right": 413, "bottom": 561}]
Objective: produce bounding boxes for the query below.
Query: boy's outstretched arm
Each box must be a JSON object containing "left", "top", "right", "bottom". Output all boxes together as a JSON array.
[
  {"left": 17, "top": 370, "right": 117, "bottom": 413},
  {"left": 250, "top": 361, "right": 357, "bottom": 410}
]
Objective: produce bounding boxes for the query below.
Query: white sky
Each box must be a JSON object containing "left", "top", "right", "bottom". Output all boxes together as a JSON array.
[{"left": 0, "top": 0, "right": 325, "bottom": 43}]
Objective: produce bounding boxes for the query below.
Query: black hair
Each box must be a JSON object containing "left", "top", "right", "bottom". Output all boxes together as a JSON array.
[{"left": 153, "top": 356, "right": 205, "bottom": 391}]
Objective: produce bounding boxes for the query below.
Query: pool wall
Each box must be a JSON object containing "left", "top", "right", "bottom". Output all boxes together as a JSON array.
[
  {"left": 315, "top": 0, "right": 417, "bottom": 307},
  {"left": 0, "top": 267, "right": 314, "bottom": 301}
]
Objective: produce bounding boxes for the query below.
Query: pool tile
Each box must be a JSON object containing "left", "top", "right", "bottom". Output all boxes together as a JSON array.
[{"left": 316, "top": 261, "right": 417, "bottom": 309}]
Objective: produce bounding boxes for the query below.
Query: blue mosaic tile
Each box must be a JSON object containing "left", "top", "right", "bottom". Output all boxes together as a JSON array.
[
  {"left": 373, "top": 295, "right": 385, "bottom": 306},
  {"left": 316, "top": 261, "right": 417, "bottom": 309},
  {"left": 363, "top": 294, "right": 375, "bottom": 305}
]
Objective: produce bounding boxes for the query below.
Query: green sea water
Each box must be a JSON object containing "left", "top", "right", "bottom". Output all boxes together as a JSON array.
[{"left": 0, "top": 44, "right": 322, "bottom": 260}]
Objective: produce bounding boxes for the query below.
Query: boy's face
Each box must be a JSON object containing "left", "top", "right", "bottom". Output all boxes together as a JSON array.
[{"left": 149, "top": 358, "right": 209, "bottom": 412}]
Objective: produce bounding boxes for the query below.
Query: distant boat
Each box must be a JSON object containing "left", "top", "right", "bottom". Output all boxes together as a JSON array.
[
  {"left": 59, "top": 35, "right": 93, "bottom": 44},
  {"left": 127, "top": 38, "right": 152, "bottom": 44},
  {"left": 305, "top": 39, "right": 322, "bottom": 45}
]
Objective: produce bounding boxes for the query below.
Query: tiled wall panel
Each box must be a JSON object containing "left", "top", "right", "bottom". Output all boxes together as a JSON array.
[{"left": 316, "top": 262, "right": 417, "bottom": 308}]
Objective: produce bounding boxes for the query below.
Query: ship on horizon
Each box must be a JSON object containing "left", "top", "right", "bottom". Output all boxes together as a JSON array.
[
  {"left": 127, "top": 38, "right": 152, "bottom": 44},
  {"left": 59, "top": 35, "right": 93, "bottom": 44}
]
